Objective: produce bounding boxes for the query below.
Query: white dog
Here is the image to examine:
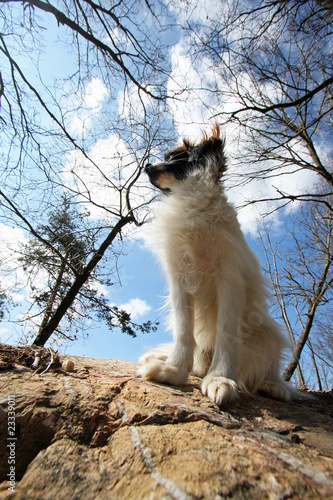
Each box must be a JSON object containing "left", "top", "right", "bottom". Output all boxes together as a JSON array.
[{"left": 138, "top": 124, "right": 293, "bottom": 405}]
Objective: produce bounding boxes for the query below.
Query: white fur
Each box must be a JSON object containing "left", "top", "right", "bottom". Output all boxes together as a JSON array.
[{"left": 138, "top": 142, "right": 294, "bottom": 405}]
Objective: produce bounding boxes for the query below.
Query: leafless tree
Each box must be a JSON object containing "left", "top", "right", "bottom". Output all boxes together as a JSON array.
[
  {"left": 0, "top": 0, "right": 171, "bottom": 344},
  {"left": 181, "top": 0, "right": 333, "bottom": 209},
  {"left": 260, "top": 196, "right": 333, "bottom": 389},
  {"left": 2, "top": 0, "right": 333, "bottom": 379}
]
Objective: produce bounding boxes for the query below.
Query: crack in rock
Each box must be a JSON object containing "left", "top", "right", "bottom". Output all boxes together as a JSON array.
[
  {"left": 234, "top": 434, "right": 333, "bottom": 487},
  {"left": 116, "top": 400, "right": 194, "bottom": 500},
  {"left": 135, "top": 402, "right": 241, "bottom": 429}
]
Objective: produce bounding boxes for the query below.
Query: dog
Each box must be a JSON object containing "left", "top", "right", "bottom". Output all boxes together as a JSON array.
[{"left": 138, "top": 124, "right": 294, "bottom": 405}]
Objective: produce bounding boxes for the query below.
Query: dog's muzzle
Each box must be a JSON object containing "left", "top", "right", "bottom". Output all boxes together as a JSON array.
[
  {"left": 145, "top": 161, "right": 162, "bottom": 182},
  {"left": 144, "top": 161, "right": 171, "bottom": 193},
  {"left": 144, "top": 161, "right": 159, "bottom": 185},
  {"left": 145, "top": 162, "right": 154, "bottom": 174}
]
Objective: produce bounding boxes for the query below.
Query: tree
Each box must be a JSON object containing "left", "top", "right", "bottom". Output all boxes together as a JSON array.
[
  {"left": 0, "top": 286, "right": 11, "bottom": 321},
  {"left": 1, "top": 0, "right": 332, "bottom": 382},
  {"left": 0, "top": 0, "right": 170, "bottom": 345},
  {"left": 260, "top": 196, "right": 333, "bottom": 389},
  {"left": 181, "top": 0, "right": 333, "bottom": 209},
  {"left": 17, "top": 197, "right": 157, "bottom": 345}
]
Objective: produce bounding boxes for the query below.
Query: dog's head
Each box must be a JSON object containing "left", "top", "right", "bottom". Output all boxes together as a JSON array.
[{"left": 145, "top": 124, "right": 226, "bottom": 193}]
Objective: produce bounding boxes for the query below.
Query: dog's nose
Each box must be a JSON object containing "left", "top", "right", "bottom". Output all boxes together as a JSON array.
[{"left": 145, "top": 162, "right": 152, "bottom": 174}]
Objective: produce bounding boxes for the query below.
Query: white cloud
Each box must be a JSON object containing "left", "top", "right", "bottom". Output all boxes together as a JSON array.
[
  {"left": 168, "top": 0, "right": 224, "bottom": 24},
  {"left": 0, "top": 223, "right": 26, "bottom": 249},
  {"left": 66, "top": 77, "right": 109, "bottom": 135},
  {"left": 225, "top": 156, "right": 319, "bottom": 236},
  {"left": 0, "top": 224, "right": 28, "bottom": 299},
  {"left": 116, "top": 297, "right": 152, "bottom": 320},
  {"left": 62, "top": 130, "right": 153, "bottom": 227},
  {"left": 91, "top": 281, "right": 109, "bottom": 297},
  {"left": 167, "top": 41, "right": 221, "bottom": 140},
  {"left": 63, "top": 133, "right": 132, "bottom": 216},
  {"left": 84, "top": 78, "right": 109, "bottom": 109},
  {"left": 118, "top": 83, "right": 153, "bottom": 124},
  {"left": 164, "top": 35, "right": 321, "bottom": 237}
]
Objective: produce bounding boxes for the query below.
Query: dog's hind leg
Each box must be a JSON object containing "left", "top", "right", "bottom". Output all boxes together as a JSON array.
[
  {"left": 137, "top": 281, "right": 195, "bottom": 385},
  {"left": 258, "top": 367, "right": 296, "bottom": 401},
  {"left": 242, "top": 317, "right": 297, "bottom": 401}
]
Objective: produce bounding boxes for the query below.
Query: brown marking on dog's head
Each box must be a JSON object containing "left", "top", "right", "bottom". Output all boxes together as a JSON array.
[
  {"left": 145, "top": 123, "right": 226, "bottom": 192},
  {"left": 194, "top": 123, "right": 227, "bottom": 179}
]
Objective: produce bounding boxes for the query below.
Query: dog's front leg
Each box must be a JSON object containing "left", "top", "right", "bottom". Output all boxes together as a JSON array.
[
  {"left": 138, "top": 281, "right": 194, "bottom": 385},
  {"left": 201, "top": 281, "right": 243, "bottom": 405}
]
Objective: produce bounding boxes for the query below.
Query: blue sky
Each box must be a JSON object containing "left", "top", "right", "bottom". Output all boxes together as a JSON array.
[{"left": 61, "top": 240, "right": 165, "bottom": 362}]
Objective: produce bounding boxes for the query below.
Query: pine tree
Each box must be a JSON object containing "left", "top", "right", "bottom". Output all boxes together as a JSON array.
[{"left": 19, "top": 197, "right": 156, "bottom": 346}]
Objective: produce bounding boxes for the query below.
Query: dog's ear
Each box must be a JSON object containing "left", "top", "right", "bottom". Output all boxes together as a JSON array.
[
  {"left": 189, "top": 129, "right": 227, "bottom": 179},
  {"left": 215, "top": 135, "right": 227, "bottom": 178},
  {"left": 179, "top": 125, "right": 226, "bottom": 180},
  {"left": 203, "top": 123, "right": 227, "bottom": 179},
  {"left": 201, "top": 122, "right": 220, "bottom": 142},
  {"left": 182, "top": 138, "right": 194, "bottom": 153}
]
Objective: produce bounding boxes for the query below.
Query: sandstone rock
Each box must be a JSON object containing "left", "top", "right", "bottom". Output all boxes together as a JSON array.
[{"left": 0, "top": 343, "right": 332, "bottom": 499}]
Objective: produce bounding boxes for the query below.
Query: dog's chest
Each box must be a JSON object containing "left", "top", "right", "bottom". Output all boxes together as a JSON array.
[
  {"left": 161, "top": 220, "right": 227, "bottom": 291},
  {"left": 152, "top": 194, "right": 241, "bottom": 291}
]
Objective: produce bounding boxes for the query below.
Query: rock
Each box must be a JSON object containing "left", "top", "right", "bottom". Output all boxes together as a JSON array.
[
  {"left": 62, "top": 359, "right": 75, "bottom": 372},
  {"left": 0, "top": 342, "right": 332, "bottom": 499}
]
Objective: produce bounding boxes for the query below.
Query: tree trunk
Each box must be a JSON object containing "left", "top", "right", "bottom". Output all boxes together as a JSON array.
[
  {"left": 307, "top": 338, "right": 323, "bottom": 391},
  {"left": 32, "top": 215, "right": 133, "bottom": 346},
  {"left": 38, "top": 253, "right": 68, "bottom": 334},
  {"left": 283, "top": 307, "right": 315, "bottom": 381},
  {"left": 283, "top": 248, "right": 333, "bottom": 381}
]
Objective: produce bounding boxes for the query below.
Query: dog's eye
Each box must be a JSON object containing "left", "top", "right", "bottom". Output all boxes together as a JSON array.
[
  {"left": 164, "top": 149, "right": 189, "bottom": 163},
  {"left": 164, "top": 151, "right": 179, "bottom": 162}
]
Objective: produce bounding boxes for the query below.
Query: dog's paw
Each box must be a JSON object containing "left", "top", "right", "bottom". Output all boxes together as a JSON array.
[
  {"left": 201, "top": 375, "right": 239, "bottom": 405},
  {"left": 139, "top": 351, "right": 168, "bottom": 365},
  {"left": 258, "top": 380, "right": 292, "bottom": 401},
  {"left": 137, "top": 359, "right": 188, "bottom": 385}
]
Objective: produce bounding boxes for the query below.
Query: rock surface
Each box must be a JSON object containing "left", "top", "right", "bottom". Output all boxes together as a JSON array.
[{"left": 0, "top": 343, "right": 332, "bottom": 499}]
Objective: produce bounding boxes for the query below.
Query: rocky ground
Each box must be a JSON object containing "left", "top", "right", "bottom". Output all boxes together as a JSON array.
[{"left": 0, "top": 343, "right": 332, "bottom": 499}]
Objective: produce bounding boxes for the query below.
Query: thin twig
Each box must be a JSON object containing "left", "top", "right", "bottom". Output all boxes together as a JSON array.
[{"left": 39, "top": 347, "right": 54, "bottom": 376}]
